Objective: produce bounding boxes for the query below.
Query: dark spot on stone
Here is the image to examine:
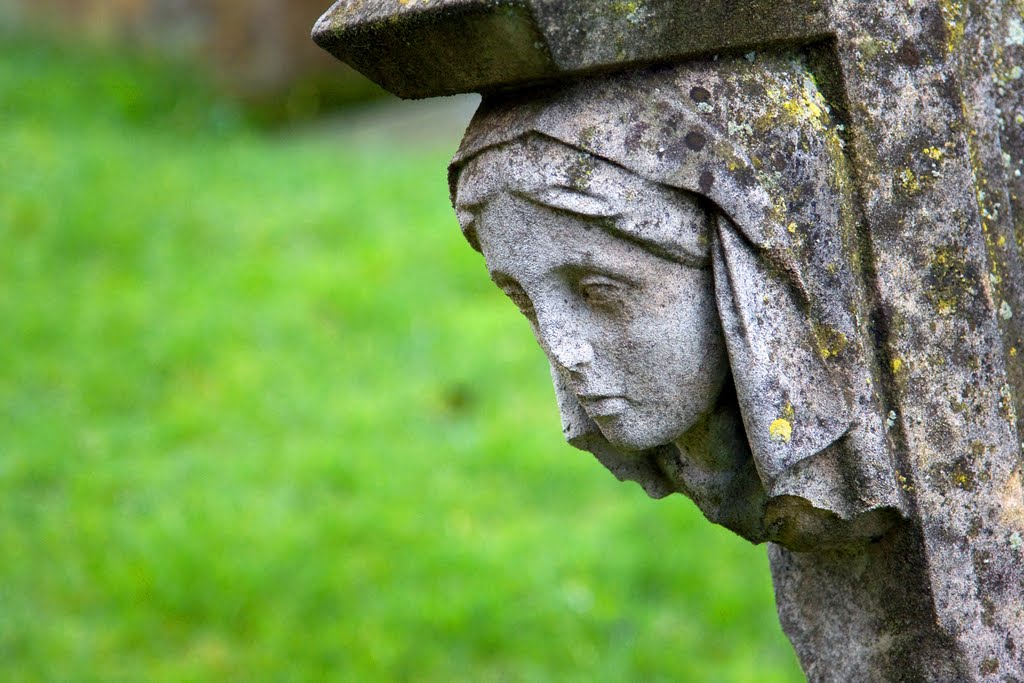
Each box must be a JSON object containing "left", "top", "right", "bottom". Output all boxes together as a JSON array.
[
  {"left": 896, "top": 41, "right": 921, "bottom": 68},
  {"left": 624, "top": 122, "right": 649, "bottom": 154},
  {"left": 661, "top": 139, "right": 689, "bottom": 163},
  {"left": 685, "top": 130, "right": 707, "bottom": 152},
  {"left": 699, "top": 170, "right": 715, "bottom": 193},
  {"left": 980, "top": 657, "right": 999, "bottom": 675},
  {"left": 733, "top": 165, "right": 757, "bottom": 187},
  {"left": 690, "top": 86, "right": 711, "bottom": 103}
]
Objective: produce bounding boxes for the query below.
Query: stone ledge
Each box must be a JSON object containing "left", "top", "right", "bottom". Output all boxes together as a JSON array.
[{"left": 312, "top": 0, "right": 831, "bottom": 99}]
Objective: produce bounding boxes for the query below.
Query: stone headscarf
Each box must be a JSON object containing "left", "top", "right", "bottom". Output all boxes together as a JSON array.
[{"left": 449, "top": 55, "right": 907, "bottom": 548}]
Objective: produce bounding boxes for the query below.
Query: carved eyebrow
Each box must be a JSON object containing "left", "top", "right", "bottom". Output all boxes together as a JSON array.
[
  {"left": 454, "top": 184, "right": 618, "bottom": 252},
  {"left": 517, "top": 189, "right": 711, "bottom": 269},
  {"left": 511, "top": 186, "right": 621, "bottom": 219},
  {"left": 457, "top": 182, "right": 711, "bottom": 270},
  {"left": 603, "top": 222, "right": 710, "bottom": 270}
]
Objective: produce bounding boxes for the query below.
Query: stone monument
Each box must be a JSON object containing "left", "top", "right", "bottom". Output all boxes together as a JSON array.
[{"left": 313, "top": 2, "right": 1024, "bottom": 679}]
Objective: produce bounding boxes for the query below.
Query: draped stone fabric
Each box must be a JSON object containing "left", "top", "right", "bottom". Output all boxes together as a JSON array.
[{"left": 449, "top": 55, "right": 907, "bottom": 548}]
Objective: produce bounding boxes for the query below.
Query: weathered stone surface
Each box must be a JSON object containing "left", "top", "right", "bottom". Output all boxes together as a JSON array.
[
  {"left": 312, "top": 0, "right": 829, "bottom": 98},
  {"left": 816, "top": 2, "right": 1024, "bottom": 677},
  {"left": 315, "top": 0, "right": 1024, "bottom": 679}
]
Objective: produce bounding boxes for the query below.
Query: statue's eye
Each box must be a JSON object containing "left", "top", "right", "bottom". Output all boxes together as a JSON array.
[{"left": 578, "top": 274, "right": 628, "bottom": 309}]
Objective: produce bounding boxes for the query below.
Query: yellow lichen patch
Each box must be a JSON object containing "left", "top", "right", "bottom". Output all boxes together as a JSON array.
[
  {"left": 764, "top": 74, "right": 832, "bottom": 133},
  {"left": 1011, "top": 347, "right": 1018, "bottom": 357},
  {"left": 927, "top": 246, "right": 972, "bottom": 316},
  {"left": 813, "top": 323, "right": 849, "bottom": 360},
  {"left": 769, "top": 418, "right": 793, "bottom": 444},
  {"left": 951, "top": 464, "right": 974, "bottom": 490},
  {"left": 771, "top": 195, "right": 788, "bottom": 222},
  {"left": 782, "top": 98, "right": 822, "bottom": 122},
  {"left": 939, "top": 0, "right": 967, "bottom": 53},
  {"left": 611, "top": 0, "right": 646, "bottom": 26},
  {"left": 892, "top": 357, "right": 904, "bottom": 373},
  {"left": 787, "top": 222, "right": 798, "bottom": 234},
  {"left": 898, "top": 168, "right": 921, "bottom": 193},
  {"left": 895, "top": 470, "right": 914, "bottom": 493},
  {"left": 923, "top": 146, "right": 944, "bottom": 161}
]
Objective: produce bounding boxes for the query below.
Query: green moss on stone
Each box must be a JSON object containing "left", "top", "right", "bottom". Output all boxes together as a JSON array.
[{"left": 926, "top": 246, "right": 972, "bottom": 315}]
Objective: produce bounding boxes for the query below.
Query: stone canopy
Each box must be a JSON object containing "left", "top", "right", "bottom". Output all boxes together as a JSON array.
[{"left": 312, "top": 0, "right": 830, "bottom": 98}]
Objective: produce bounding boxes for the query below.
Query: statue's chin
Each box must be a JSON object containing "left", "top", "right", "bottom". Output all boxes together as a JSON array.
[{"left": 590, "top": 413, "right": 682, "bottom": 454}]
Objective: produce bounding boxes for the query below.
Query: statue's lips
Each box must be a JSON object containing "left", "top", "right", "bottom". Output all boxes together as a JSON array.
[{"left": 577, "top": 395, "right": 629, "bottom": 418}]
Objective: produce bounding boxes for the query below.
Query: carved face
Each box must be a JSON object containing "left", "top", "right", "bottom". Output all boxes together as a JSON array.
[{"left": 457, "top": 138, "right": 729, "bottom": 452}]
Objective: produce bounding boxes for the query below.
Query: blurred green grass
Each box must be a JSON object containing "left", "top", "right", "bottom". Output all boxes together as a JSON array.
[{"left": 0, "top": 34, "right": 802, "bottom": 682}]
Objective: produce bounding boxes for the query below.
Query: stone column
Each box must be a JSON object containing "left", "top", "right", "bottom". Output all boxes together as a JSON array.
[
  {"left": 779, "top": 2, "right": 1024, "bottom": 678},
  {"left": 313, "top": 2, "right": 1024, "bottom": 679}
]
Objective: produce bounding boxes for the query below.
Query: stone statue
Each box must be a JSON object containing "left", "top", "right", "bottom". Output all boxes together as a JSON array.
[
  {"left": 450, "top": 56, "right": 904, "bottom": 551},
  {"left": 314, "top": 0, "right": 1024, "bottom": 677}
]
